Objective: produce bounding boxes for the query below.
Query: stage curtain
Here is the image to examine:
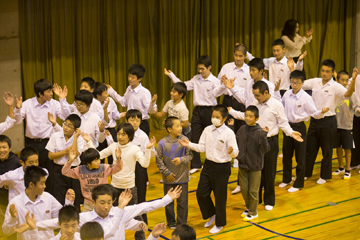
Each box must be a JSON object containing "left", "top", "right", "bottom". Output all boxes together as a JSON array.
[{"left": 18, "top": 0, "right": 357, "bottom": 129}]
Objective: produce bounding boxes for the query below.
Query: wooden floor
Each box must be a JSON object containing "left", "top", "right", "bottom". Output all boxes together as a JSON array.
[{"left": 126, "top": 129, "right": 360, "bottom": 240}]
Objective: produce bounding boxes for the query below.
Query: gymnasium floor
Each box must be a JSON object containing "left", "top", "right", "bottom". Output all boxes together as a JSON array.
[{"left": 126, "top": 129, "right": 360, "bottom": 240}]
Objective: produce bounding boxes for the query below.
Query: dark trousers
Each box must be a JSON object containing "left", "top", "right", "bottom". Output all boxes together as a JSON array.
[
  {"left": 25, "top": 137, "right": 53, "bottom": 194},
  {"left": 351, "top": 115, "right": 360, "bottom": 167},
  {"left": 282, "top": 122, "right": 307, "bottom": 188},
  {"left": 97, "top": 127, "right": 117, "bottom": 164},
  {"left": 140, "top": 119, "right": 150, "bottom": 136},
  {"left": 223, "top": 95, "right": 246, "bottom": 134},
  {"left": 113, "top": 186, "right": 145, "bottom": 240},
  {"left": 305, "top": 116, "right": 337, "bottom": 179},
  {"left": 196, "top": 160, "right": 231, "bottom": 227},
  {"left": 191, "top": 106, "right": 213, "bottom": 169},
  {"left": 259, "top": 135, "right": 279, "bottom": 206},
  {"left": 135, "top": 162, "right": 148, "bottom": 224},
  {"left": 163, "top": 182, "right": 188, "bottom": 226}
]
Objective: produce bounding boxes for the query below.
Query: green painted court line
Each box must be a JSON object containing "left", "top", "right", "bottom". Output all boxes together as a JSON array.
[
  {"left": 196, "top": 196, "right": 360, "bottom": 240},
  {"left": 262, "top": 213, "right": 360, "bottom": 240}
]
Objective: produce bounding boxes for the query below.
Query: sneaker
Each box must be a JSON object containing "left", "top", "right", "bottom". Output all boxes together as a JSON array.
[
  {"left": 241, "top": 209, "right": 249, "bottom": 218},
  {"left": 288, "top": 187, "right": 299, "bottom": 192},
  {"left": 209, "top": 225, "right": 223, "bottom": 234},
  {"left": 189, "top": 168, "right": 200, "bottom": 174},
  {"left": 204, "top": 215, "right": 216, "bottom": 228},
  {"left": 343, "top": 172, "right": 351, "bottom": 179},
  {"left": 316, "top": 178, "right": 326, "bottom": 184},
  {"left": 233, "top": 159, "right": 239, "bottom": 168},
  {"left": 169, "top": 224, "right": 177, "bottom": 230},
  {"left": 265, "top": 205, "right": 273, "bottom": 211},
  {"left": 332, "top": 168, "right": 345, "bottom": 175},
  {"left": 159, "top": 179, "right": 163, "bottom": 183},
  {"left": 231, "top": 185, "right": 241, "bottom": 194},
  {"left": 243, "top": 214, "right": 258, "bottom": 221},
  {"left": 350, "top": 165, "right": 360, "bottom": 170},
  {"left": 279, "top": 182, "right": 291, "bottom": 188}
]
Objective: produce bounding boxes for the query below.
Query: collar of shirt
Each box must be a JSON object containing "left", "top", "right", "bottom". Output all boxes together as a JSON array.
[
  {"left": 89, "top": 207, "right": 116, "bottom": 221},
  {"left": 128, "top": 83, "right": 143, "bottom": 93},
  {"left": 79, "top": 110, "right": 92, "bottom": 120},
  {"left": 276, "top": 56, "right": 287, "bottom": 65},
  {"left": 290, "top": 89, "right": 305, "bottom": 99},
  {"left": 60, "top": 131, "right": 75, "bottom": 143},
  {"left": 134, "top": 128, "right": 141, "bottom": 138},
  {"left": 32, "top": 97, "right": 50, "bottom": 108},
  {"left": 318, "top": 78, "right": 335, "bottom": 87},
  {"left": 231, "top": 62, "right": 247, "bottom": 72},
  {"left": 211, "top": 123, "right": 227, "bottom": 134},
  {"left": 197, "top": 73, "right": 216, "bottom": 82},
  {"left": 259, "top": 96, "right": 274, "bottom": 108},
  {"left": 21, "top": 191, "right": 44, "bottom": 205}
]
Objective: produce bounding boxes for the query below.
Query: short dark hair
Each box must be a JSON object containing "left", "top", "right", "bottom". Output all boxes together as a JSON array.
[
  {"left": 24, "top": 166, "right": 47, "bottom": 188},
  {"left": 75, "top": 90, "right": 93, "bottom": 107},
  {"left": 212, "top": 104, "right": 228, "bottom": 119},
  {"left": 171, "top": 224, "right": 196, "bottom": 240},
  {"left": 125, "top": 109, "right": 142, "bottom": 121},
  {"left": 117, "top": 122, "right": 134, "bottom": 141},
  {"left": 81, "top": 148, "right": 100, "bottom": 166},
  {"left": 234, "top": 44, "right": 247, "bottom": 55},
  {"left": 80, "top": 222, "right": 104, "bottom": 240},
  {"left": 336, "top": 70, "right": 349, "bottom": 81},
  {"left": 321, "top": 59, "right": 336, "bottom": 71},
  {"left": 245, "top": 105, "right": 259, "bottom": 119},
  {"left": 0, "top": 135, "right": 11, "bottom": 148},
  {"left": 81, "top": 77, "right": 96, "bottom": 90},
  {"left": 93, "top": 82, "right": 108, "bottom": 99},
  {"left": 65, "top": 114, "right": 81, "bottom": 129},
  {"left": 248, "top": 58, "right": 265, "bottom": 71},
  {"left": 290, "top": 70, "right": 306, "bottom": 82},
  {"left": 252, "top": 81, "right": 269, "bottom": 94},
  {"left": 272, "top": 39, "right": 285, "bottom": 48},
  {"left": 34, "top": 79, "right": 52, "bottom": 98},
  {"left": 20, "top": 147, "right": 38, "bottom": 162},
  {"left": 165, "top": 116, "right": 180, "bottom": 133},
  {"left": 59, "top": 205, "right": 79, "bottom": 224},
  {"left": 172, "top": 82, "right": 187, "bottom": 99},
  {"left": 91, "top": 184, "right": 113, "bottom": 201},
  {"left": 128, "top": 64, "right": 146, "bottom": 79},
  {"left": 196, "top": 55, "right": 212, "bottom": 68}
]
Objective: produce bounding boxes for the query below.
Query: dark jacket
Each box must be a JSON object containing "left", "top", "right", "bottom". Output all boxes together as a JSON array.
[{"left": 0, "top": 152, "right": 21, "bottom": 205}]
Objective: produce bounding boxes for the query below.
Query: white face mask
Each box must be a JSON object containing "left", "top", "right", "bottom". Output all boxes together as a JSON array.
[{"left": 211, "top": 118, "right": 222, "bottom": 127}]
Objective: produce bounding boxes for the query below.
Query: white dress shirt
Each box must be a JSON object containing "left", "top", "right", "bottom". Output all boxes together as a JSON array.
[
  {"left": 132, "top": 128, "right": 156, "bottom": 157},
  {"left": 14, "top": 97, "right": 71, "bottom": 139},
  {"left": 108, "top": 83, "right": 152, "bottom": 120},
  {"left": 281, "top": 89, "right": 324, "bottom": 122},
  {"left": 45, "top": 131, "right": 85, "bottom": 166},
  {"left": 101, "top": 97, "right": 121, "bottom": 128},
  {"left": 230, "top": 96, "right": 294, "bottom": 137},
  {"left": 0, "top": 116, "right": 16, "bottom": 134},
  {"left": 302, "top": 78, "right": 347, "bottom": 117},
  {"left": 188, "top": 124, "right": 239, "bottom": 163},
  {"left": 168, "top": 72, "right": 221, "bottom": 106}
]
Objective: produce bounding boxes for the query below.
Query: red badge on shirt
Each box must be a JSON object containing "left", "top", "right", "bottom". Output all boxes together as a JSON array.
[
  {"left": 325, "top": 90, "right": 329, "bottom": 93},
  {"left": 45, "top": 210, "right": 50, "bottom": 214}
]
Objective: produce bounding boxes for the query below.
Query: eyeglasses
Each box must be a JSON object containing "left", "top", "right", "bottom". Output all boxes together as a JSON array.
[
  {"left": 75, "top": 101, "right": 86, "bottom": 107},
  {"left": 290, "top": 81, "right": 302, "bottom": 86},
  {"left": 197, "top": 67, "right": 207, "bottom": 72},
  {"left": 63, "top": 122, "right": 75, "bottom": 129}
]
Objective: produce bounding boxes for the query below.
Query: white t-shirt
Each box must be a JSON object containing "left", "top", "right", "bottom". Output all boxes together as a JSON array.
[{"left": 162, "top": 100, "right": 189, "bottom": 122}]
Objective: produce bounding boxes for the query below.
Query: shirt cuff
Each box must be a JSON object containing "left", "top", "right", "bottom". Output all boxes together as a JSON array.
[
  {"left": 65, "top": 198, "right": 74, "bottom": 206},
  {"left": 5, "top": 115, "right": 16, "bottom": 123},
  {"left": 162, "top": 194, "right": 173, "bottom": 206}
]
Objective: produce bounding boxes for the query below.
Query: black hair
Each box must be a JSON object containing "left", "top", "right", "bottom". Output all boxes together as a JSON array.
[
  {"left": 281, "top": 19, "right": 299, "bottom": 41},
  {"left": 171, "top": 224, "right": 196, "bottom": 240},
  {"left": 196, "top": 55, "right": 212, "bottom": 68},
  {"left": 81, "top": 77, "right": 96, "bottom": 90},
  {"left": 75, "top": 90, "right": 93, "bottom": 107},
  {"left": 252, "top": 81, "right": 269, "bottom": 94},
  {"left": 248, "top": 58, "right": 265, "bottom": 71},
  {"left": 65, "top": 114, "right": 81, "bottom": 129},
  {"left": 171, "top": 82, "right": 187, "bottom": 99},
  {"left": 128, "top": 64, "right": 146, "bottom": 79},
  {"left": 24, "top": 166, "right": 47, "bottom": 188},
  {"left": 0, "top": 135, "right": 11, "bottom": 148},
  {"left": 20, "top": 147, "right": 39, "bottom": 162},
  {"left": 164, "top": 116, "right": 180, "bottom": 133},
  {"left": 321, "top": 59, "right": 336, "bottom": 71},
  {"left": 91, "top": 184, "right": 113, "bottom": 201},
  {"left": 212, "top": 104, "right": 228, "bottom": 119},
  {"left": 104, "top": 184, "right": 118, "bottom": 201},
  {"left": 80, "top": 148, "right": 100, "bottom": 166},
  {"left": 234, "top": 44, "right": 247, "bottom": 55},
  {"left": 80, "top": 222, "right": 104, "bottom": 240},
  {"left": 272, "top": 39, "right": 285, "bottom": 48},
  {"left": 337, "top": 70, "right": 349, "bottom": 81},
  {"left": 93, "top": 82, "right": 108, "bottom": 99},
  {"left": 245, "top": 105, "right": 259, "bottom": 119},
  {"left": 117, "top": 122, "right": 134, "bottom": 141},
  {"left": 290, "top": 70, "right": 306, "bottom": 82},
  {"left": 125, "top": 109, "right": 142, "bottom": 121},
  {"left": 34, "top": 79, "right": 52, "bottom": 98},
  {"left": 59, "top": 205, "right": 79, "bottom": 224}
]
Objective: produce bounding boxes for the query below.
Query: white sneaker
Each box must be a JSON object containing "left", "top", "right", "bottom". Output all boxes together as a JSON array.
[
  {"left": 189, "top": 168, "right": 200, "bottom": 174},
  {"left": 204, "top": 215, "right": 216, "bottom": 228},
  {"left": 241, "top": 209, "right": 249, "bottom": 218},
  {"left": 146, "top": 181, "right": 149, "bottom": 185},
  {"left": 278, "top": 153, "right": 283, "bottom": 157},
  {"left": 243, "top": 214, "right": 258, "bottom": 221},
  {"left": 233, "top": 159, "right": 239, "bottom": 168},
  {"left": 332, "top": 168, "right": 345, "bottom": 175},
  {"left": 316, "top": 178, "right": 326, "bottom": 184},
  {"left": 209, "top": 225, "right": 223, "bottom": 234},
  {"left": 159, "top": 179, "right": 163, "bottom": 183},
  {"left": 288, "top": 187, "right": 299, "bottom": 192},
  {"left": 350, "top": 165, "right": 360, "bottom": 170},
  {"left": 265, "top": 205, "right": 273, "bottom": 211},
  {"left": 231, "top": 185, "right": 241, "bottom": 194},
  {"left": 279, "top": 182, "right": 291, "bottom": 188}
]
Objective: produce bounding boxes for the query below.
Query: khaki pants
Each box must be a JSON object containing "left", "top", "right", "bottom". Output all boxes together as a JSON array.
[{"left": 239, "top": 168, "right": 261, "bottom": 216}]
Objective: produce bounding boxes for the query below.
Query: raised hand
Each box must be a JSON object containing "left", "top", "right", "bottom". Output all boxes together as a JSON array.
[
  {"left": 118, "top": 189, "right": 132, "bottom": 209},
  {"left": 151, "top": 222, "right": 167, "bottom": 238},
  {"left": 9, "top": 204, "right": 17, "bottom": 218},
  {"left": 298, "top": 51, "right": 307, "bottom": 62},
  {"left": 227, "top": 107, "right": 233, "bottom": 113},
  {"left": 47, "top": 112, "right": 56, "bottom": 126},
  {"left": 15, "top": 95, "right": 23, "bottom": 109},
  {"left": 3, "top": 92, "right": 14, "bottom": 106},
  {"left": 352, "top": 67, "right": 359, "bottom": 80},
  {"left": 146, "top": 136, "right": 156, "bottom": 149},
  {"left": 115, "top": 147, "right": 122, "bottom": 159},
  {"left": 227, "top": 118, "right": 234, "bottom": 126},
  {"left": 263, "top": 71, "right": 269, "bottom": 80},
  {"left": 106, "top": 84, "right": 112, "bottom": 90},
  {"left": 291, "top": 131, "right": 303, "bottom": 142},
  {"left": 333, "top": 71, "right": 338, "bottom": 80},
  {"left": 151, "top": 94, "right": 158, "bottom": 104},
  {"left": 25, "top": 211, "right": 36, "bottom": 230},
  {"left": 68, "top": 148, "right": 77, "bottom": 162},
  {"left": 104, "top": 129, "right": 111, "bottom": 137},
  {"left": 164, "top": 68, "right": 172, "bottom": 76},
  {"left": 66, "top": 189, "right": 75, "bottom": 202},
  {"left": 228, "top": 146, "right": 233, "bottom": 154},
  {"left": 103, "top": 97, "right": 110, "bottom": 110},
  {"left": 223, "top": 78, "right": 235, "bottom": 89},
  {"left": 53, "top": 84, "right": 68, "bottom": 99},
  {"left": 263, "top": 126, "right": 269, "bottom": 132},
  {"left": 139, "top": 222, "right": 148, "bottom": 232},
  {"left": 305, "top": 28, "right": 313, "bottom": 38},
  {"left": 167, "top": 185, "right": 182, "bottom": 200},
  {"left": 275, "top": 79, "right": 282, "bottom": 91},
  {"left": 74, "top": 129, "right": 81, "bottom": 138},
  {"left": 178, "top": 138, "right": 189, "bottom": 147},
  {"left": 120, "top": 112, "right": 126, "bottom": 118},
  {"left": 166, "top": 173, "right": 176, "bottom": 182},
  {"left": 321, "top": 107, "right": 329, "bottom": 114},
  {"left": 81, "top": 133, "right": 91, "bottom": 142},
  {"left": 98, "top": 120, "right": 105, "bottom": 132},
  {"left": 171, "top": 157, "right": 181, "bottom": 165},
  {"left": 287, "top": 57, "right": 295, "bottom": 71}
]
